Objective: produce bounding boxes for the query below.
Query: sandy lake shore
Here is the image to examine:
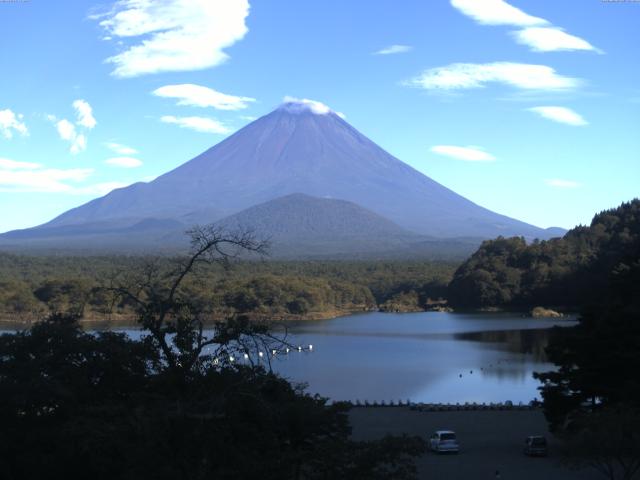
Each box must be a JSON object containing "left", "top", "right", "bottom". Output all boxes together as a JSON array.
[{"left": 349, "top": 407, "right": 600, "bottom": 480}]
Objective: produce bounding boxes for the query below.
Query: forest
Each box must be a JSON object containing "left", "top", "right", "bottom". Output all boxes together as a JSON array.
[
  {"left": 0, "top": 255, "right": 455, "bottom": 324},
  {"left": 448, "top": 199, "right": 640, "bottom": 309},
  {"left": 2, "top": 200, "right": 638, "bottom": 324}
]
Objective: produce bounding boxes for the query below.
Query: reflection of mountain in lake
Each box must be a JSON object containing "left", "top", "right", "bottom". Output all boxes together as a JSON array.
[{"left": 454, "top": 328, "right": 550, "bottom": 361}]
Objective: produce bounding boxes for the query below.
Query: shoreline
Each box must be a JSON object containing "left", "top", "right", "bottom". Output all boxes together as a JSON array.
[{"left": 0, "top": 305, "right": 579, "bottom": 330}]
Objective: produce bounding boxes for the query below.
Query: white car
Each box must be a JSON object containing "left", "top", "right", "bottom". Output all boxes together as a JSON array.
[{"left": 429, "top": 430, "right": 460, "bottom": 453}]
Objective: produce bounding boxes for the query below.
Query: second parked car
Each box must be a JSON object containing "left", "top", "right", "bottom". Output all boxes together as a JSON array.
[{"left": 429, "top": 430, "right": 460, "bottom": 453}]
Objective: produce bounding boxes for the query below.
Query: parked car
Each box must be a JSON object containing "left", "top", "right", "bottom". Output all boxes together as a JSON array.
[
  {"left": 429, "top": 430, "right": 460, "bottom": 453},
  {"left": 523, "top": 436, "right": 548, "bottom": 456}
]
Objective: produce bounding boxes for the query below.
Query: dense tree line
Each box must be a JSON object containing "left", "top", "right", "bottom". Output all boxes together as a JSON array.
[
  {"left": 448, "top": 199, "right": 640, "bottom": 308},
  {"left": 0, "top": 256, "right": 455, "bottom": 323}
]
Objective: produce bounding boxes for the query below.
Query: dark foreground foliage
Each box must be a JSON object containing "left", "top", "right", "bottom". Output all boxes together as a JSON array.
[
  {"left": 0, "top": 315, "right": 425, "bottom": 480},
  {"left": 532, "top": 205, "right": 640, "bottom": 479},
  {"left": 0, "top": 226, "right": 425, "bottom": 479}
]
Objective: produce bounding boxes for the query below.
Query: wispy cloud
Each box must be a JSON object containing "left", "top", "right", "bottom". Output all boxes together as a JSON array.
[
  {"left": 105, "top": 142, "right": 138, "bottom": 155},
  {"left": 512, "top": 27, "right": 602, "bottom": 53},
  {"left": 0, "top": 109, "right": 28, "bottom": 139},
  {"left": 450, "top": 0, "right": 547, "bottom": 27},
  {"left": 0, "top": 158, "right": 93, "bottom": 193},
  {"left": 430, "top": 145, "right": 496, "bottom": 162},
  {"left": 407, "top": 62, "right": 580, "bottom": 92},
  {"left": 528, "top": 106, "right": 588, "bottom": 126},
  {"left": 160, "top": 115, "right": 231, "bottom": 134},
  {"left": 105, "top": 156, "right": 143, "bottom": 168},
  {"left": 280, "top": 97, "right": 346, "bottom": 119},
  {"left": 153, "top": 84, "right": 255, "bottom": 110},
  {"left": 0, "top": 157, "right": 130, "bottom": 195},
  {"left": 93, "top": 0, "right": 250, "bottom": 77},
  {"left": 545, "top": 178, "right": 581, "bottom": 188},
  {"left": 0, "top": 158, "right": 41, "bottom": 170},
  {"left": 451, "top": 0, "right": 600, "bottom": 54},
  {"left": 374, "top": 44, "right": 412, "bottom": 55},
  {"left": 48, "top": 100, "right": 96, "bottom": 154},
  {"left": 72, "top": 99, "right": 97, "bottom": 129},
  {"left": 54, "top": 118, "right": 87, "bottom": 154}
]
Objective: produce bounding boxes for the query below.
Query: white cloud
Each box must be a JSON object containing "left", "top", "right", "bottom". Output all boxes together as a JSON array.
[
  {"left": 451, "top": 0, "right": 600, "bottom": 54},
  {"left": 0, "top": 158, "right": 132, "bottom": 195},
  {"left": 0, "top": 109, "right": 28, "bottom": 139},
  {"left": 0, "top": 164, "right": 93, "bottom": 193},
  {"left": 513, "top": 27, "right": 602, "bottom": 53},
  {"left": 282, "top": 96, "right": 332, "bottom": 114},
  {"left": 95, "top": 0, "right": 250, "bottom": 77},
  {"left": 152, "top": 84, "right": 255, "bottom": 110},
  {"left": 72, "top": 99, "right": 97, "bottom": 129},
  {"left": 450, "top": 0, "right": 548, "bottom": 26},
  {"left": 545, "top": 178, "right": 580, "bottom": 188},
  {"left": 407, "top": 62, "right": 580, "bottom": 91},
  {"left": 105, "top": 142, "right": 138, "bottom": 155},
  {"left": 160, "top": 115, "right": 231, "bottom": 134},
  {"left": 430, "top": 145, "right": 496, "bottom": 162},
  {"left": 49, "top": 100, "right": 96, "bottom": 154},
  {"left": 55, "top": 119, "right": 76, "bottom": 141},
  {"left": 55, "top": 119, "right": 87, "bottom": 154},
  {"left": 105, "top": 156, "right": 143, "bottom": 168},
  {"left": 279, "top": 97, "right": 346, "bottom": 119},
  {"left": 528, "top": 106, "right": 588, "bottom": 126},
  {"left": 374, "top": 44, "right": 412, "bottom": 55},
  {"left": 0, "top": 158, "right": 41, "bottom": 170}
]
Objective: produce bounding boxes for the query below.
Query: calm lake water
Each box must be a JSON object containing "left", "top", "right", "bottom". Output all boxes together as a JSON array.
[
  {"left": 2, "top": 311, "right": 575, "bottom": 404},
  {"left": 268, "top": 311, "right": 574, "bottom": 404}
]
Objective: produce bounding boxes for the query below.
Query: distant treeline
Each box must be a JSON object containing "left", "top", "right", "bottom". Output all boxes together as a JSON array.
[
  {"left": 0, "top": 257, "right": 455, "bottom": 323},
  {"left": 3, "top": 200, "right": 637, "bottom": 322},
  {"left": 448, "top": 199, "right": 640, "bottom": 308}
]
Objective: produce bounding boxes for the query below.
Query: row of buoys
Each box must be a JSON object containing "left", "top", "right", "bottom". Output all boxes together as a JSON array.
[{"left": 212, "top": 344, "right": 314, "bottom": 364}]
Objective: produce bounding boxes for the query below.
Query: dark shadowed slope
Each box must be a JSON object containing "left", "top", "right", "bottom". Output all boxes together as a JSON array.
[
  {"left": 1, "top": 100, "right": 563, "bottom": 250},
  {"left": 213, "top": 193, "right": 419, "bottom": 257}
]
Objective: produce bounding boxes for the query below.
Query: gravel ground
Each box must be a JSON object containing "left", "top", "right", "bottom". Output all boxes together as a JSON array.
[{"left": 349, "top": 407, "right": 600, "bottom": 480}]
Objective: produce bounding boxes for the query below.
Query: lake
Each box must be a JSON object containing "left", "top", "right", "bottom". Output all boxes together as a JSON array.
[
  {"left": 267, "top": 311, "right": 574, "bottom": 404},
  {"left": 2, "top": 311, "right": 575, "bottom": 404}
]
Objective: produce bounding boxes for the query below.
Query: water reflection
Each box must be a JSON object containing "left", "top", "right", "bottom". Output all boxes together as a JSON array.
[
  {"left": 275, "top": 312, "right": 574, "bottom": 403},
  {"left": 454, "top": 328, "right": 550, "bottom": 361}
]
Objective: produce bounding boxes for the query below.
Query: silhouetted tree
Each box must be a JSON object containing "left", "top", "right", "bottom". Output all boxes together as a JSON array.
[{"left": 0, "top": 226, "right": 426, "bottom": 479}]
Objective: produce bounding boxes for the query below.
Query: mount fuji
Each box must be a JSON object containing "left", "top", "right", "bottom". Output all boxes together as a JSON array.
[{"left": 0, "top": 99, "right": 563, "bottom": 256}]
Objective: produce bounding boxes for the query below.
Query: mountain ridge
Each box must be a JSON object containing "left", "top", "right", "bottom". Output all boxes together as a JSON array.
[{"left": 0, "top": 100, "right": 565, "bottom": 254}]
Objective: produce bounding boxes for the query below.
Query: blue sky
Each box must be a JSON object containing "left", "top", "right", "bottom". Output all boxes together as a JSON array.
[{"left": 0, "top": 0, "right": 638, "bottom": 233}]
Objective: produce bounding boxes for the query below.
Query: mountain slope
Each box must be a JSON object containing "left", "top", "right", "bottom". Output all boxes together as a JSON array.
[
  {"left": 212, "top": 193, "right": 419, "bottom": 257},
  {"left": 0, "top": 100, "right": 564, "bottom": 253},
  {"left": 36, "top": 101, "right": 557, "bottom": 238}
]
